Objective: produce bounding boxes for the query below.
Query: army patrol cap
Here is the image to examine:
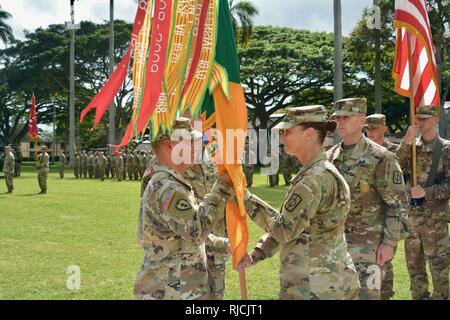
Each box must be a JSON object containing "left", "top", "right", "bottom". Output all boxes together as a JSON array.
[
  {"left": 273, "top": 105, "right": 328, "bottom": 130},
  {"left": 415, "top": 105, "right": 439, "bottom": 119},
  {"left": 365, "top": 114, "right": 386, "bottom": 129},
  {"left": 41, "top": 145, "right": 48, "bottom": 151},
  {"left": 331, "top": 98, "right": 367, "bottom": 118}
]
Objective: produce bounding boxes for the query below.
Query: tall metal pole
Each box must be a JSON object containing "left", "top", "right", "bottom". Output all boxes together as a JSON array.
[
  {"left": 374, "top": 0, "right": 382, "bottom": 113},
  {"left": 108, "top": 0, "right": 116, "bottom": 152},
  {"left": 52, "top": 104, "right": 56, "bottom": 164},
  {"left": 333, "top": 0, "right": 343, "bottom": 102},
  {"left": 333, "top": 0, "right": 343, "bottom": 144}
]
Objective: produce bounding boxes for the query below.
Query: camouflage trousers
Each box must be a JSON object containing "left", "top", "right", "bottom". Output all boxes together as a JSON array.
[
  {"left": 405, "top": 217, "right": 449, "bottom": 300},
  {"left": 82, "top": 166, "right": 87, "bottom": 178},
  {"left": 59, "top": 166, "right": 64, "bottom": 178},
  {"left": 268, "top": 174, "right": 279, "bottom": 187},
  {"left": 381, "top": 260, "right": 394, "bottom": 300},
  {"left": 74, "top": 166, "right": 80, "bottom": 178},
  {"left": 99, "top": 166, "right": 105, "bottom": 181},
  {"left": 80, "top": 165, "right": 86, "bottom": 178},
  {"left": 243, "top": 166, "right": 254, "bottom": 187},
  {"left": 280, "top": 170, "right": 292, "bottom": 185},
  {"left": 110, "top": 166, "right": 116, "bottom": 178},
  {"left": 38, "top": 170, "right": 48, "bottom": 192},
  {"left": 127, "top": 167, "right": 133, "bottom": 180},
  {"left": 134, "top": 167, "right": 140, "bottom": 180},
  {"left": 353, "top": 262, "right": 386, "bottom": 300},
  {"left": 5, "top": 172, "right": 13, "bottom": 192},
  {"left": 105, "top": 165, "right": 110, "bottom": 178},
  {"left": 123, "top": 167, "right": 127, "bottom": 180},
  {"left": 116, "top": 168, "right": 123, "bottom": 181},
  {"left": 87, "top": 166, "right": 93, "bottom": 178},
  {"left": 207, "top": 257, "right": 226, "bottom": 300}
]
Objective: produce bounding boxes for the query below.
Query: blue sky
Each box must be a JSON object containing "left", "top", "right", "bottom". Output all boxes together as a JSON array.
[{"left": 1, "top": 0, "right": 374, "bottom": 41}]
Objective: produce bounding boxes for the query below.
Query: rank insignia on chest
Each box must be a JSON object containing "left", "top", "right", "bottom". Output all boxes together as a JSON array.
[
  {"left": 360, "top": 181, "right": 370, "bottom": 193},
  {"left": 284, "top": 193, "right": 302, "bottom": 212},
  {"left": 393, "top": 171, "right": 403, "bottom": 185}
]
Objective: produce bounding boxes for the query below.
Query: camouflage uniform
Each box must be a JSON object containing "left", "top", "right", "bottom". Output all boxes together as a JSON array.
[
  {"left": 267, "top": 150, "right": 279, "bottom": 187},
  {"left": 3, "top": 147, "right": 15, "bottom": 193},
  {"left": 115, "top": 154, "right": 123, "bottom": 182},
  {"left": 109, "top": 153, "right": 116, "bottom": 178},
  {"left": 122, "top": 153, "right": 128, "bottom": 180},
  {"left": 87, "top": 152, "right": 94, "bottom": 178},
  {"left": 134, "top": 118, "right": 233, "bottom": 300},
  {"left": 127, "top": 153, "right": 134, "bottom": 180},
  {"left": 105, "top": 153, "right": 110, "bottom": 178},
  {"left": 328, "top": 98, "right": 409, "bottom": 300},
  {"left": 184, "top": 156, "right": 229, "bottom": 300},
  {"left": 243, "top": 106, "right": 360, "bottom": 300},
  {"left": 242, "top": 144, "right": 255, "bottom": 187},
  {"left": 74, "top": 153, "right": 81, "bottom": 178},
  {"left": 14, "top": 149, "right": 22, "bottom": 177},
  {"left": 279, "top": 146, "right": 293, "bottom": 185},
  {"left": 37, "top": 148, "right": 50, "bottom": 193},
  {"left": 366, "top": 113, "right": 400, "bottom": 300},
  {"left": 81, "top": 151, "right": 88, "bottom": 178},
  {"left": 140, "top": 151, "right": 147, "bottom": 180},
  {"left": 141, "top": 155, "right": 157, "bottom": 198},
  {"left": 98, "top": 153, "right": 107, "bottom": 181},
  {"left": 59, "top": 153, "right": 67, "bottom": 179},
  {"left": 397, "top": 105, "right": 449, "bottom": 300},
  {"left": 133, "top": 151, "right": 141, "bottom": 180}
]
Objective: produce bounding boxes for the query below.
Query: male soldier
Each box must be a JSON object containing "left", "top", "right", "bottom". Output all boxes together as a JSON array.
[
  {"left": 267, "top": 149, "right": 279, "bottom": 187},
  {"left": 109, "top": 151, "right": 116, "bottom": 178},
  {"left": 279, "top": 145, "right": 293, "bottom": 185},
  {"left": 59, "top": 150, "right": 67, "bottom": 179},
  {"left": 74, "top": 151, "right": 81, "bottom": 178},
  {"left": 3, "top": 146, "right": 15, "bottom": 193},
  {"left": 36, "top": 145, "right": 50, "bottom": 194},
  {"left": 81, "top": 150, "right": 87, "bottom": 178},
  {"left": 115, "top": 151, "right": 123, "bottom": 182},
  {"left": 98, "top": 151, "right": 107, "bottom": 181},
  {"left": 328, "top": 98, "right": 409, "bottom": 300},
  {"left": 105, "top": 151, "right": 111, "bottom": 179},
  {"left": 366, "top": 114, "right": 400, "bottom": 153},
  {"left": 94, "top": 151, "right": 100, "bottom": 178},
  {"left": 133, "top": 151, "right": 141, "bottom": 180},
  {"left": 14, "top": 148, "right": 22, "bottom": 177},
  {"left": 365, "top": 113, "right": 400, "bottom": 300},
  {"left": 139, "top": 150, "right": 147, "bottom": 179},
  {"left": 127, "top": 152, "right": 134, "bottom": 180},
  {"left": 242, "top": 142, "right": 255, "bottom": 187},
  {"left": 122, "top": 152, "right": 128, "bottom": 180},
  {"left": 397, "top": 105, "right": 449, "bottom": 300},
  {"left": 87, "top": 151, "right": 93, "bottom": 178},
  {"left": 134, "top": 118, "right": 233, "bottom": 300}
]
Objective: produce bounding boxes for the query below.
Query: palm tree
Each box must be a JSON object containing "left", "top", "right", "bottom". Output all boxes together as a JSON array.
[
  {"left": 0, "top": 5, "right": 14, "bottom": 46},
  {"left": 229, "top": 0, "right": 259, "bottom": 45}
]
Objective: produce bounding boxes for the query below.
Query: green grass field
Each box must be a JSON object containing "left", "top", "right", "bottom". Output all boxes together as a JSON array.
[{"left": 0, "top": 164, "right": 419, "bottom": 300}]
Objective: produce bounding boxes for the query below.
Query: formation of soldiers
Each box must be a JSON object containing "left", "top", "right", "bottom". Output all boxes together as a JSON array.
[
  {"left": 60, "top": 149, "right": 154, "bottom": 182},
  {"left": 135, "top": 99, "right": 449, "bottom": 301}
]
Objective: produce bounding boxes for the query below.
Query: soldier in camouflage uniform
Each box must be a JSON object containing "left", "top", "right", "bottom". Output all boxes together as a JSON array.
[
  {"left": 328, "top": 98, "right": 409, "bottom": 300},
  {"left": 397, "top": 105, "right": 449, "bottom": 300},
  {"left": 279, "top": 145, "right": 293, "bottom": 185},
  {"left": 236, "top": 106, "right": 360, "bottom": 300},
  {"left": 36, "top": 145, "right": 50, "bottom": 194},
  {"left": 115, "top": 152, "right": 123, "bottom": 182},
  {"left": 74, "top": 151, "right": 81, "bottom": 179},
  {"left": 94, "top": 152, "right": 100, "bottom": 178},
  {"left": 59, "top": 151, "right": 67, "bottom": 179},
  {"left": 122, "top": 152, "right": 128, "bottom": 180},
  {"left": 87, "top": 151, "right": 94, "bottom": 178},
  {"left": 133, "top": 151, "right": 141, "bottom": 180},
  {"left": 98, "top": 151, "right": 107, "bottom": 181},
  {"left": 104, "top": 152, "right": 110, "bottom": 179},
  {"left": 365, "top": 113, "right": 400, "bottom": 299},
  {"left": 3, "top": 146, "right": 15, "bottom": 193},
  {"left": 267, "top": 149, "right": 279, "bottom": 187},
  {"left": 134, "top": 118, "right": 234, "bottom": 300},
  {"left": 139, "top": 151, "right": 147, "bottom": 180},
  {"left": 127, "top": 152, "right": 134, "bottom": 180},
  {"left": 81, "top": 150, "right": 88, "bottom": 178},
  {"left": 109, "top": 152, "right": 116, "bottom": 178},
  {"left": 242, "top": 142, "right": 255, "bottom": 187}
]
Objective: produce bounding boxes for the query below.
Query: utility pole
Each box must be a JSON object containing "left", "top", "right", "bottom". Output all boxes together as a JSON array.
[
  {"left": 66, "top": 0, "right": 80, "bottom": 166},
  {"left": 108, "top": 0, "right": 116, "bottom": 152}
]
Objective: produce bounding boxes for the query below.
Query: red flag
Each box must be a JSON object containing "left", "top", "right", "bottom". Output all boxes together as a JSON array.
[
  {"left": 393, "top": 0, "right": 440, "bottom": 109},
  {"left": 79, "top": 0, "right": 149, "bottom": 128},
  {"left": 28, "top": 95, "right": 39, "bottom": 141}
]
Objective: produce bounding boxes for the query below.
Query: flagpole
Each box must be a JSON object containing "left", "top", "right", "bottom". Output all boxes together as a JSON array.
[
  {"left": 406, "top": 32, "right": 417, "bottom": 187},
  {"left": 239, "top": 270, "right": 248, "bottom": 300}
]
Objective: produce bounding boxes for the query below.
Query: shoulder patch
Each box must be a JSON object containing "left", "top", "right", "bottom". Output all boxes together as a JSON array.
[
  {"left": 175, "top": 199, "right": 192, "bottom": 211},
  {"left": 393, "top": 171, "right": 403, "bottom": 185},
  {"left": 284, "top": 193, "right": 302, "bottom": 212},
  {"left": 162, "top": 191, "right": 175, "bottom": 210}
]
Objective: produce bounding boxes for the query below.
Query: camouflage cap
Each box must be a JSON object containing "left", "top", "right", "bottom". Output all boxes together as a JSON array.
[
  {"left": 331, "top": 98, "right": 367, "bottom": 118},
  {"left": 272, "top": 105, "right": 328, "bottom": 130},
  {"left": 170, "top": 117, "right": 203, "bottom": 141},
  {"left": 4, "top": 145, "right": 11, "bottom": 150},
  {"left": 365, "top": 114, "right": 386, "bottom": 129},
  {"left": 415, "top": 105, "right": 439, "bottom": 118},
  {"left": 41, "top": 145, "right": 48, "bottom": 150}
]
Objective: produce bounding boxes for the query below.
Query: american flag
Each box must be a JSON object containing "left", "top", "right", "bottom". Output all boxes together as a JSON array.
[
  {"left": 393, "top": 0, "right": 440, "bottom": 109},
  {"left": 28, "top": 95, "right": 38, "bottom": 141}
]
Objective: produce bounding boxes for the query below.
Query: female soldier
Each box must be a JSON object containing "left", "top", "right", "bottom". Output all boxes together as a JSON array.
[{"left": 237, "top": 105, "right": 359, "bottom": 300}]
